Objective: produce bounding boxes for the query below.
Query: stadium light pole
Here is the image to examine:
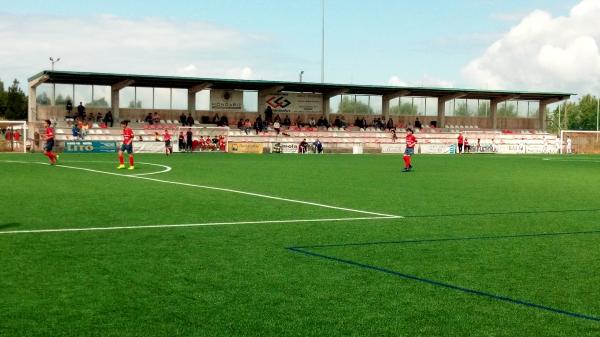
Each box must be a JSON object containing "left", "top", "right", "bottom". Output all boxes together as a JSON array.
[
  {"left": 299, "top": 70, "right": 304, "bottom": 83},
  {"left": 49, "top": 57, "right": 61, "bottom": 106},
  {"left": 321, "top": 0, "right": 325, "bottom": 83}
]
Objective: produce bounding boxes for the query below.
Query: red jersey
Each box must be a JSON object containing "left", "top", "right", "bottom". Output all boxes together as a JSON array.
[
  {"left": 406, "top": 134, "right": 417, "bottom": 148},
  {"left": 14, "top": 131, "right": 21, "bottom": 141},
  {"left": 457, "top": 135, "right": 464, "bottom": 144},
  {"left": 164, "top": 132, "right": 171, "bottom": 141},
  {"left": 122, "top": 127, "right": 134, "bottom": 145},
  {"left": 45, "top": 127, "right": 54, "bottom": 141}
]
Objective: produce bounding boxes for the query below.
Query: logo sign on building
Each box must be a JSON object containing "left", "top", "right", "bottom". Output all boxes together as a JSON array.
[
  {"left": 271, "top": 142, "right": 299, "bottom": 154},
  {"left": 210, "top": 90, "right": 243, "bottom": 111},
  {"left": 64, "top": 141, "right": 117, "bottom": 153},
  {"left": 262, "top": 93, "right": 322, "bottom": 114}
]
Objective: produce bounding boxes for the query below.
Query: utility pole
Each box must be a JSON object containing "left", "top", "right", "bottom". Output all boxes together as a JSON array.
[
  {"left": 49, "top": 57, "right": 60, "bottom": 106},
  {"left": 321, "top": 0, "right": 325, "bottom": 83}
]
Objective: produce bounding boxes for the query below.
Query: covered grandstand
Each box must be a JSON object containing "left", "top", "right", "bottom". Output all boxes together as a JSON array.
[{"left": 27, "top": 70, "right": 573, "bottom": 154}]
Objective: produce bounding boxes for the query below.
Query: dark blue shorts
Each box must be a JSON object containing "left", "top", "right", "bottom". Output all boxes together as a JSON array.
[
  {"left": 404, "top": 147, "right": 415, "bottom": 156},
  {"left": 44, "top": 139, "right": 54, "bottom": 152},
  {"left": 120, "top": 143, "right": 133, "bottom": 154}
]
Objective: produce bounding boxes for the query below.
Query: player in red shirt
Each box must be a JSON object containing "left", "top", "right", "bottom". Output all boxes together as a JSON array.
[
  {"left": 117, "top": 120, "right": 135, "bottom": 170},
  {"left": 402, "top": 128, "right": 417, "bottom": 172},
  {"left": 43, "top": 120, "right": 58, "bottom": 165},
  {"left": 163, "top": 129, "right": 172, "bottom": 156},
  {"left": 457, "top": 132, "right": 464, "bottom": 154}
]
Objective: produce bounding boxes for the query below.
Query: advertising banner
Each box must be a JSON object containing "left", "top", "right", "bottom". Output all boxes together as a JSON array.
[
  {"left": 420, "top": 144, "right": 453, "bottom": 154},
  {"left": 210, "top": 89, "right": 243, "bottom": 111},
  {"left": 380, "top": 144, "right": 404, "bottom": 154},
  {"left": 229, "top": 142, "right": 264, "bottom": 154},
  {"left": 261, "top": 93, "right": 322, "bottom": 115},
  {"left": 134, "top": 142, "right": 167, "bottom": 153},
  {"left": 271, "top": 142, "right": 299, "bottom": 154},
  {"left": 64, "top": 141, "right": 117, "bottom": 153}
]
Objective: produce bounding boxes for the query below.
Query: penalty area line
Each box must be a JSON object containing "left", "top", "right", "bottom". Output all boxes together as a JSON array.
[{"left": 0, "top": 216, "right": 402, "bottom": 235}]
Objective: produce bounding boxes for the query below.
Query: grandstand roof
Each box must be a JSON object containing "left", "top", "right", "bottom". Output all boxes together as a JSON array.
[{"left": 29, "top": 70, "right": 573, "bottom": 101}]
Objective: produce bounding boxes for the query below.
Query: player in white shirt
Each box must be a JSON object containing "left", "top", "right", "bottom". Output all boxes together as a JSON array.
[
  {"left": 566, "top": 136, "right": 572, "bottom": 154},
  {"left": 555, "top": 136, "right": 561, "bottom": 154}
]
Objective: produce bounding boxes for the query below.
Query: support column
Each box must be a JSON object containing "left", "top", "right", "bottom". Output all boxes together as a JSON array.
[
  {"left": 187, "top": 82, "right": 212, "bottom": 118},
  {"left": 538, "top": 102, "right": 548, "bottom": 131},
  {"left": 437, "top": 93, "right": 467, "bottom": 128},
  {"left": 110, "top": 80, "right": 134, "bottom": 122},
  {"left": 490, "top": 95, "right": 519, "bottom": 130},
  {"left": 27, "top": 75, "right": 49, "bottom": 123},
  {"left": 322, "top": 89, "right": 349, "bottom": 120},
  {"left": 382, "top": 90, "right": 410, "bottom": 123}
]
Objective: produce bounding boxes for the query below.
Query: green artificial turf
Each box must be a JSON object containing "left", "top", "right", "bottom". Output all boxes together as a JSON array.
[{"left": 0, "top": 152, "right": 599, "bottom": 337}]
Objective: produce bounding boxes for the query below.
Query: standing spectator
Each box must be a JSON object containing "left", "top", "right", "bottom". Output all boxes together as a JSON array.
[
  {"left": 178, "top": 131, "right": 185, "bottom": 151},
  {"left": 566, "top": 136, "right": 572, "bottom": 154},
  {"left": 464, "top": 138, "right": 471, "bottom": 153},
  {"left": 283, "top": 115, "right": 291, "bottom": 127},
  {"left": 186, "top": 128, "right": 193, "bottom": 152},
  {"left": 361, "top": 117, "right": 368, "bottom": 129},
  {"left": 186, "top": 113, "right": 195, "bottom": 126},
  {"left": 414, "top": 117, "right": 422, "bottom": 130},
  {"left": 255, "top": 115, "right": 263, "bottom": 134},
  {"left": 273, "top": 120, "right": 281, "bottom": 135},
  {"left": 457, "top": 132, "right": 464, "bottom": 154},
  {"left": 179, "top": 112, "right": 187, "bottom": 126},
  {"left": 264, "top": 106, "right": 273, "bottom": 123},
  {"left": 103, "top": 110, "right": 114, "bottom": 127},
  {"left": 66, "top": 100, "right": 73, "bottom": 118},
  {"left": 77, "top": 102, "right": 86, "bottom": 119}
]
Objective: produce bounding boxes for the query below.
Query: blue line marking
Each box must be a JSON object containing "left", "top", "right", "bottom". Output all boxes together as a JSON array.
[{"left": 287, "top": 230, "right": 600, "bottom": 322}]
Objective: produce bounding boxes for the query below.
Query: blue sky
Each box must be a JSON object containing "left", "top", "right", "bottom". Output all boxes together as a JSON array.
[{"left": 1, "top": 0, "right": 597, "bottom": 93}]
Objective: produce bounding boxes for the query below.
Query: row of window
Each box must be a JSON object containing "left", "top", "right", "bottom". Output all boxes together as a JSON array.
[{"left": 35, "top": 84, "right": 541, "bottom": 118}]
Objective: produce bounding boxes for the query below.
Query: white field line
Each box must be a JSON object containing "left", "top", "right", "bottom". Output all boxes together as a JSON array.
[
  {"left": 542, "top": 158, "right": 600, "bottom": 163},
  {"left": 0, "top": 216, "right": 402, "bottom": 235},
  {"left": 44, "top": 160, "right": 173, "bottom": 176},
  {"left": 0, "top": 160, "right": 401, "bottom": 218}
]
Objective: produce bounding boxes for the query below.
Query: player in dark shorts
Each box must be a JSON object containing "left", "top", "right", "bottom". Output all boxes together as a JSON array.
[
  {"left": 163, "top": 129, "right": 172, "bottom": 156},
  {"left": 402, "top": 128, "right": 417, "bottom": 172},
  {"left": 43, "top": 119, "right": 58, "bottom": 165},
  {"left": 117, "top": 120, "right": 135, "bottom": 170},
  {"left": 186, "top": 128, "right": 193, "bottom": 152}
]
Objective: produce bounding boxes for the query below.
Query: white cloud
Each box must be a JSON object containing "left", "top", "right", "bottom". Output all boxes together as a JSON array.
[
  {"left": 388, "top": 76, "right": 408, "bottom": 86},
  {"left": 0, "top": 13, "right": 266, "bottom": 85},
  {"left": 463, "top": 0, "right": 600, "bottom": 94}
]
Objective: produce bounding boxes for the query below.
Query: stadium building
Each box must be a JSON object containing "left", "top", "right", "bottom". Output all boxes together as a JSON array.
[{"left": 24, "top": 70, "right": 574, "bottom": 154}]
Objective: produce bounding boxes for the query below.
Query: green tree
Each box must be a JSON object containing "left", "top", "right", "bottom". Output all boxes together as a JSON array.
[
  {"left": 129, "top": 100, "right": 142, "bottom": 108},
  {"left": 497, "top": 103, "right": 518, "bottom": 117},
  {"left": 88, "top": 97, "right": 110, "bottom": 107},
  {"left": 55, "top": 94, "right": 73, "bottom": 106},
  {"left": 0, "top": 79, "right": 6, "bottom": 117},
  {"left": 36, "top": 92, "right": 51, "bottom": 105},
  {"left": 390, "top": 102, "right": 417, "bottom": 115},
  {"left": 454, "top": 102, "right": 471, "bottom": 116},
  {"left": 477, "top": 101, "right": 490, "bottom": 117},
  {"left": 337, "top": 97, "right": 373, "bottom": 114},
  {"left": 5, "top": 79, "right": 27, "bottom": 120}
]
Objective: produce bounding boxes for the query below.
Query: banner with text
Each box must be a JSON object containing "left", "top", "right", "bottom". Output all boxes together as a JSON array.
[
  {"left": 64, "top": 141, "right": 117, "bottom": 153},
  {"left": 229, "top": 142, "right": 264, "bottom": 154},
  {"left": 261, "top": 93, "right": 322, "bottom": 115},
  {"left": 210, "top": 90, "right": 243, "bottom": 111}
]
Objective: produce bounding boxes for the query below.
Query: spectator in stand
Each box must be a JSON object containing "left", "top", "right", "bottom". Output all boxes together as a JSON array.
[
  {"left": 294, "top": 115, "right": 303, "bottom": 127},
  {"left": 274, "top": 114, "right": 281, "bottom": 123},
  {"left": 104, "top": 110, "right": 114, "bottom": 127},
  {"left": 96, "top": 112, "right": 103, "bottom": 123},
  {"left": 243, "top": 119, "right": 252, "bottom": 135},
  {"left": 255, "top": 115, "right": 263, "bottom": 134},
  {"left": 212, "top": 113, "right": 221, "bottom": 125},
  {"left": 340, "top": 116, "right": 348, "bottom": 129},
  {"left": 464, "top": 138, "right": 471, "bottom": 153},
  {"left": 308, "top": 117, "right": 317, "bottom": 127},
  {"left": 314, "top": 138, "right": 323, "bottom": 153},
  {"left": 186, "top": 128, "right": 193, "bottom": 152},
  {"left": 333, "top": 116, "right": 341, "bottom": 128},
  {"left": 264, "top": 106, "right": 273, "bottom": 123},
  {"left": 186, "top": 113, "right": 195, "bottom": 126},
  {"left": 153, "top": 112, "right": 161, "bottom": 124},
  {"left": 77, "top": 102, "right": 86, "bottom": 119},
  {"left": 283, "top": 115, "right": 291, "bottom": 127},
  {"left": 386, "top": 117, "right": 395, "bottom": 130},
  {"left": 144, "top": 113, "right": 153, "bottom": 125},
  {"left": 179, "top": 112, "right": 187, "bottom": 126},
  {"left": 178, "top": 131, "right": 185, "bottom": 150},
  {"left": 361, "top": 117, "right": 368, "bottom": 130},
  {"left": 457, "top": 132, "right": 464, "bottom": 154},
  {"left": 66, "top": 100, "right": 73, "bottom": 118},
  {"left": 299, "top": 139, "right": 308, "bottom": 153},
  {"left": 237, "top": 118, "right": 244, "bottom": 129},
  {"left": 354, "top": 116, "right": 361, "bottom": 127},
  {"left": 391, "top": 129, "right": 398, "bottom": 143},
  {"left": 220, "top": 115, "right": 229, "bottom": 126},
  {"left": 273, "top": 120, "right": 281, "bottom": 135},
  {"left": 414, "top": 118, "right": 422, "bottom": 130}
]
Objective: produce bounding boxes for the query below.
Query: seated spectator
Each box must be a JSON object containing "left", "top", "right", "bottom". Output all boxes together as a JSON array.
[
  {"left": 71, "top": 124, "right": 80, "bottom": 138},
  {"left": 96, "top": 112, "right": 103, "bottom": 123},
  {"left": 274, "top": 114, "right": 281, "bottom": 123},
  {"left": 308, "top": 117, "right": 316, "bottom": 127},
  {"left": 237, "top": 118, "right": 244, "bottom": 129},
  {"left": 243, "top": 119, "right": 252, "bottom": 135},
  {"left": 144, "top": 113, "right": 153, "bottom": 125},
  {"left": 154, "top": 132, "right": 161, "bottom": 142},
  {"left": 313, "top": 138, "right": 323, "bottom": 153},
  {"left": 100, "top": 122, "right": 108, "bottom": 129},
  {"left": 153, "top": 112, "right": 161, "bottom": 124},
  {"left": 354, "top": 116, "right": 361, "bottom": 127},
  {"left": 283, "top": 115, "right": 291, "bottom": 127},
  {"left": 103, "top": 110, "right": 114, "bottom": 127},
  {"left": 273, "top": 120, "right": 281, "bottom": 135},
  {"left": 255, "top": 115, "right": 263, "bottom": 134},
  {"left": 333, "top": 116, "right": 341, "bottom": 128},
  {"left": 179, "top": 112, "right": 187, "bottom": 126},
  {"left": 294, "top": 116, "right": 303, "bottom": 127},
  {"left": 186, "top": 113, "right": 195, "bottom": 126},
  {"left": 386, "top": 117, "right": 395, "bottom": 130},
  {"left": 220, "top": 115, "right": 229, "bottom": 126},
  {"left": 361, "top": 117, "right": 368, "bottom": 129},
  {"left": 340, "top": 116, "right": 347, "bottom": 129},
  {"left": 212, "top": 113, "right": 221, "bottom": 125},
  {"left": 414, "top": 117, "right": 422, "bottom": 130},
  {"left": 391, "top": 129, "right": 397, "bottom": 143},
  {"left": 298, "top": 138, "right": 308, "bottom": 153}
]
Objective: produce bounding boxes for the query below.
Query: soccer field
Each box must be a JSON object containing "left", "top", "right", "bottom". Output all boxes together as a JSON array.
[{"left": 1, "top": 153, "right": 599, "bottom": 337}]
